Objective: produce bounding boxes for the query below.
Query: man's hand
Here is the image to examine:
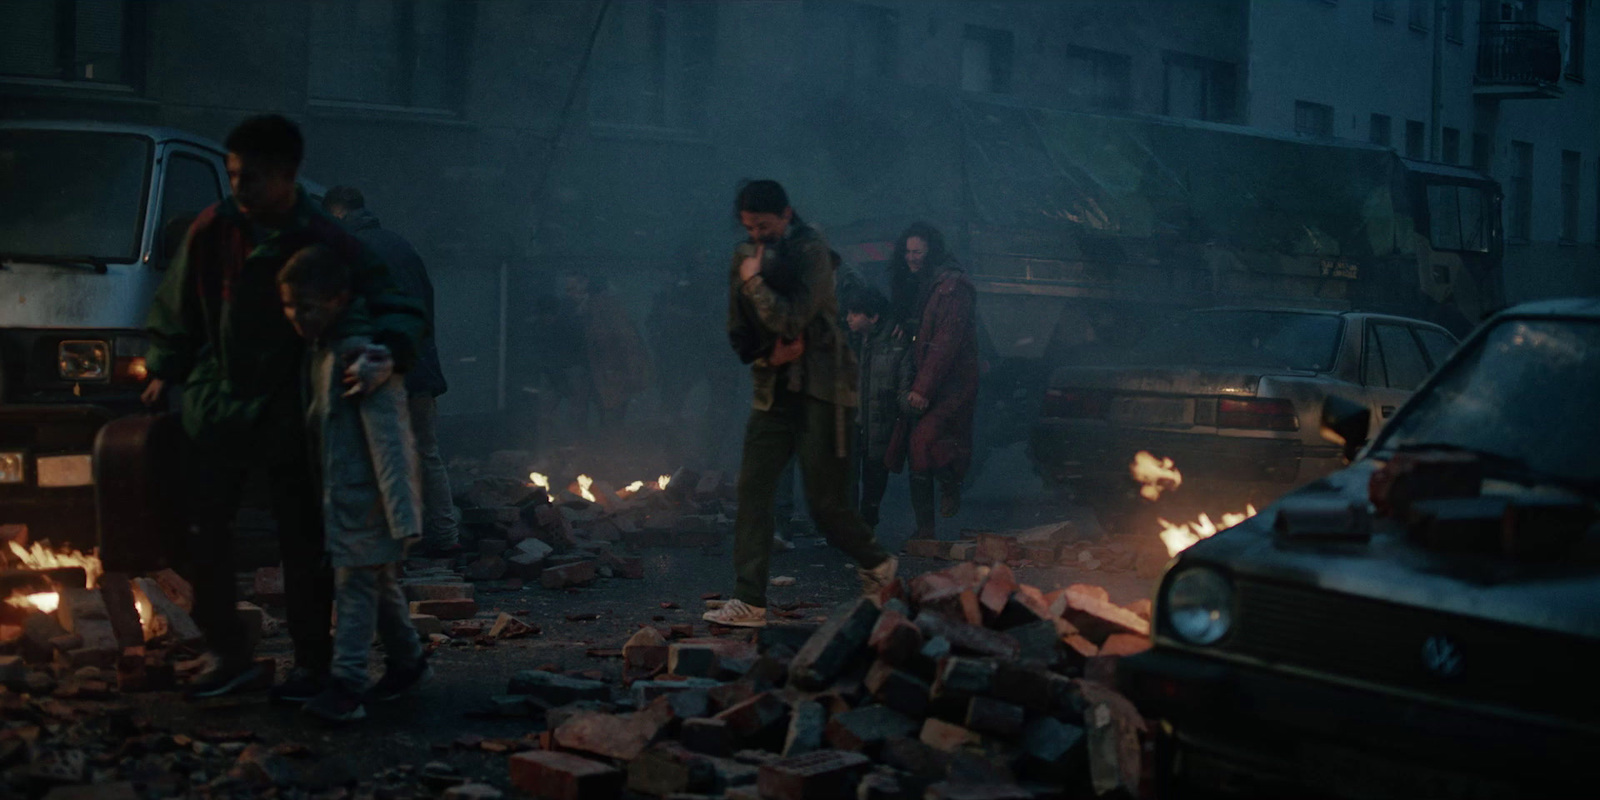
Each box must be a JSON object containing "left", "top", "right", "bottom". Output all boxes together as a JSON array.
[
  {"left": 770, "top": 336, "right": 805, "bottom": 366},
  {"left": 906, "top": 391, "right": 929, "bottom": 412},
  {"left": 738, "top": 243, "right": 765, "bottom": 282},
  {"left": 342, "top": 344, "right": 395, "bottom": 398},
  {"left": 140, "top": 378, "right": 166, "bottom": 407}
]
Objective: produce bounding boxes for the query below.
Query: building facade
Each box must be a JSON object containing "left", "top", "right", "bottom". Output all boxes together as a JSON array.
[{"left": 1, "top": 0, "right": 1592, "bottom": 419}]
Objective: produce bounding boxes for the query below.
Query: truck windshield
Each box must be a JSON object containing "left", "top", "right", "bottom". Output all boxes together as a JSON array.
[
  {"left": 1112, "top": 310, "right": 1345, "bottom": 373},
  {"left": 0, "top": 130, "right": 152, "bottom": 263},
  {"left": 1375, "top": 318, "right": 1600, "bottom": 493}
]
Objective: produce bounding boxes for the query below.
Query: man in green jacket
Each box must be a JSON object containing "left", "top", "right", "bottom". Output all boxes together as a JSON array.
[
  {"left": 704, "top": 180, "right": 896, "bottom": 628},
  {"left": 143, "top": 115, "right": 425, "bottom": 699}
]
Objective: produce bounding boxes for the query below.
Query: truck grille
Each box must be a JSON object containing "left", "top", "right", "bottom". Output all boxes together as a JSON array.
[{"left": 1228, "top": 579, "right": 1600, "bottom": 723}]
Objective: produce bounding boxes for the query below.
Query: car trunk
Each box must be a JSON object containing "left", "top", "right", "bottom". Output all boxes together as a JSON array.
[{"left": 1043, "top": 365, "right": 1305, "bottom": 431}]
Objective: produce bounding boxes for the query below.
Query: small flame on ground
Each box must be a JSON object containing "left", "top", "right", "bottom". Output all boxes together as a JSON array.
[
  {"left": 1158, "top": 505, "right": 1258, "bottom": 557},
  {"left": 657, "top": 474, "right": 672, "bottom": 491},
  {"left": 6, "top": 592, "right": 59, "bottom": 614},
  {"left": 575, "top": 475, "right": 596, "bottom": 503},
  {"left": 1130, "top": 451, "right": 1182, "bottom": 502},
  {"left": 529, "top": 472, "right": 550, "bottom": 491}
]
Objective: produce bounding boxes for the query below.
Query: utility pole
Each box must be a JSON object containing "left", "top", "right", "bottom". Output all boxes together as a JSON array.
[{"left": 1430, "top": 0, "right": 1445, "bottom": 160}]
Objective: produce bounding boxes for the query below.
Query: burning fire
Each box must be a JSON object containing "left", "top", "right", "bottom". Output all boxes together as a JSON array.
[
  {"left": 575, "top": 474, "right": 596, "bottom": 503},
  {"left": 1128, "top": 452, "right": 1258, "bottom": 557},
  {"left": 1130, "top": 451, "right": 1182, "bottom": 501},
  {"left": 529, "top": 472, "right": 551, "bottom": 491},
  {"left": 3, "top": 541, "right": 104, "bottom": 616},
  {"left": 658, "top": 474, "right": 672, "bottom": 491},
  {"left": 1157, "top": 506, "right": 1258, "bottom": 557}
]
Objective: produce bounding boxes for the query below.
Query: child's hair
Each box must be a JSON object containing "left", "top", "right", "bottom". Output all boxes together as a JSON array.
[
  {"left": 277, "top": 243, "right": 352, "bottom": 298},
  {"left": 842, "top": 285, "right": 889, "bottom": 319}
]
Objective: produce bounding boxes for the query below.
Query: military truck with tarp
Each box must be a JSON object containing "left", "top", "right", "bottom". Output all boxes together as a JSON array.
[{"left": 814, "top": 94, "right": 1503, "bottom": 484}]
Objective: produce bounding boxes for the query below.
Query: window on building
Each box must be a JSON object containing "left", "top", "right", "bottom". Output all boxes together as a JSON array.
[
  {"left": 589, "top": 0, "right": 715, "bottom": 129},
  {"left": 961, "top": 25, "right": 1014, "bottom": 94},
  {"left": 1369, "top": 113, "right": 1393, "bottom": 146},
  {"left": 1447, "top": 0, "right": 1465, "bottom": 42},
  {"left": 1561, "top": 149, "right": 1581, "bottom": 241},
  {"left": 0, "top": 0, "right": 141, "bottom": 86},
  {"left": 1442, "top": 127, "right": 1461, "bottom": 163},
  {"left": 308, "top": 0, "right": 472, "bottom": 110},
  {"left": 1510, "top": 140, "right": 1534, "bottom": 241},
  {"left": 1566, "top": 0, "right": 1587, "bottom": 80},
  {"left": 1374, "top": 0, "right": 1397, "bottom": 21},
  {"left": 1404, "top": 120, "right": 1425, "bottom": 158},
  {"left": 1409, "top": 0, "right": 1431, "bottom": 30},
  {"left": 1163, "top": 52, "right": 1238, "bottom": 122},
  {"left": 1473, "top": 132, "right": 1492, "bottom": 170},
  {"left": 1294, "top": 101, "right": 1335, "bottom": 137},
  {"left": 1065, "top": 46, "right": 1131, "bottom": 110}
]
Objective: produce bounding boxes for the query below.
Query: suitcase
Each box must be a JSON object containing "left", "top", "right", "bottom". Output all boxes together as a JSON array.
[{"left": 93, "top": 412, "right": 185, "bottom": 573}]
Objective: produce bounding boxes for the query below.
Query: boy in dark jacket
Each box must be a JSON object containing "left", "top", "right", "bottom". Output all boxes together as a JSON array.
[
  {"left": 277, "top": 245, "right": 429, "bottom": 722},
  {"left": 843, "top": 287, "right": 912, "bottom": 528}
]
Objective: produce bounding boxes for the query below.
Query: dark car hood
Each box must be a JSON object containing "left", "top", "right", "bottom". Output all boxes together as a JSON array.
[{"left": 1184, "top": 460, "right": 1600, "bottom": 640}]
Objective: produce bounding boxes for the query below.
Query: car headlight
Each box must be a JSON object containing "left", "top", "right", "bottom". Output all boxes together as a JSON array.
[
  {"left": 1164, "top": 567, "right": 1234, "bottom": 645},
  {"left": 0, "top": 452, "right": 23, "bottom": 484},
  {"left": 58, "top": 341, "right": 109, "bottom": 381}
]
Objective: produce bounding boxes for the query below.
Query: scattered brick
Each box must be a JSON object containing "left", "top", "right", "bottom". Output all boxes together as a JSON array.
[
  {"left": 919, "top": 719, "right": 982, "bottom": 753},
  {"left": 865, "top": 661, "right": 931, "bottom": 718},
  {"left": 627, "top": 742, "right": 717, "bottom": 797},
  {"left": 788, "top": 597, "right": 880, "bottom": 690},
  {"left": 963, "top": 696, "right": 1025, "bottom": 738},
  {"left": 825, "top": 705, "right": 918, "bottom": 753},
  {"left": 409, "top": 599, "right": 478, "bottom": 620},
  {"left": 540, "top": 560, "right": 597, "bottom": 589},
  {"left": 756, "top": 749, "right": 871, "bottom": 800},
  {"left": 681, "top": 717, "right": 734, "bottom": 756},
  {"left": 508, "top": 750, "right": 622, "bottom": 800},
  {"left": 403, "top": 583, "right": 475, "bottom": 602},
  {"left": 782, "top": 700, "right": 827, "bottom": 757},
  {"left": 669, "top": 644, "right": 719, "bottom": 678}
]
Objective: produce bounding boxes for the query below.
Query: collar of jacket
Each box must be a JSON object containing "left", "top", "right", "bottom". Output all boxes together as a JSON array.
[{"left": 341, "top": 207, "right": 382, "bottom": 233}]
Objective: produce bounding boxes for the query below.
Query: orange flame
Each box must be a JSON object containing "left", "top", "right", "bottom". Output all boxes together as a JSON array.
[
  {"left": 1130, "top": 451, "right": 1182, "bottom": 502},
  {"left": 529, "top": 472, "right": 551, "bottom": 491},
  {"left": 657, "top": 474, "right": 672, "bottom": 491},
  {"left": 1158, "top": 506, "right": 1258, "bottom": 557},
  {"left": 7, "top": 541, "right": 102, "bottom": 588},
  {"left": 575, "top": 475, "right": 596, "bottom": 503}
]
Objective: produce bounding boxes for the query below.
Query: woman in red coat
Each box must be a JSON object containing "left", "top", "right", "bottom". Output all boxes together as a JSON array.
[{"left": 887, "top": 223, "right": 980, "bottom": 540}]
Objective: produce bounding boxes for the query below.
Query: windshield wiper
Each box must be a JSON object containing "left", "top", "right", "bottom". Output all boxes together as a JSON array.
[
  {"left": 1385, "top": 441, "right": 1599, "bottom": 498},
  {"left": 0, "top": 253, "right": 110, "bottom": 274}
]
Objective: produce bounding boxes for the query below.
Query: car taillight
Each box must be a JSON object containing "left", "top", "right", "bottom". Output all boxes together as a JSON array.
[
  {"left": 1217, "top": 397, "right": 1299, "bottom": 431},
  {"left": 1042, "top": 388, "right": 1109, "bottom": 419}
]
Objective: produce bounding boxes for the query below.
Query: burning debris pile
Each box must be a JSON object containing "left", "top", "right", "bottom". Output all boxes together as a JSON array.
[
  {"left": 1129, "top": 452, "right": 1258, "bottom": 557},
  {"left": 486, "top": 563, "right": 1155, "bottom": 799}
]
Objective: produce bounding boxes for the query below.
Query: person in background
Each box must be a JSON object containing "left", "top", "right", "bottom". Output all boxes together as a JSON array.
[
  {"left": 143, "top": 115, "right": 424, "bottom": 701},
  {"left": 564, "top": 273, "right": 652, "bottom": 432},
  {"left": 843, "top": 285, "right": 912, "bottom": 529},
  {"left": 277, "top": 245, "right": 430, "bottom": 722},
  {"left": 705, "top": 179, "right": 896, "bottom": 629},
  {"left": 886, "top": 222, "right": 980, "bottom": 540},
  {"left": 323, "top": 186, "right": 460, "bottom": 557}
]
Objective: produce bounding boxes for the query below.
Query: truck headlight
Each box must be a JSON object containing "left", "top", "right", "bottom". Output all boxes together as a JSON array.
[
  {"left": 58, "top": 341, "right": 109, "bottom": 381},
  {"left": 1164, "top": 567, "right": 1234, "bottom": 645},
  {"left": 0, "top": 452, "right": 23, "bottom": 484}
]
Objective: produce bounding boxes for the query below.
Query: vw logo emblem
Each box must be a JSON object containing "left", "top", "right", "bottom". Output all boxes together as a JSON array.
[{"left": 1421, "top": 635, "right": 1464, "bottom": 678}]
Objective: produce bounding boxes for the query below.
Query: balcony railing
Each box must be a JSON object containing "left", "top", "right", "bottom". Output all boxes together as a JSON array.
[{"left": 1476, "top": 21, "right": 1563, "bottom": 88}]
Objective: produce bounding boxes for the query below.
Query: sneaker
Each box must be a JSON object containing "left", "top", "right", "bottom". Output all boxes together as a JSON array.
[
  {"left": 701, "top": 598, "right": 767, "bottom": 628},
  {"left": 304, "top": 682, "right": 367, "bottom": 723},
  {"left": 184, "top": 655, "right": 269, "bottom": 700},
  {"left": 366, "top": 659, "right": 434, "bottom": 702},
  {"left": 857, "top": 556, "right": 899, "bottom": 595},
  {"left": 269, "top": 667, "right": 329, "bottom": 705}
]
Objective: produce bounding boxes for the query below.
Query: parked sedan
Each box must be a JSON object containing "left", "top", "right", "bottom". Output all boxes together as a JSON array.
[
  {"left": 1122, "top": 298, "right": 1600, "bottom": 799},
  {"left": 1028, "top": 307, "right": 1460, "bottom": 515}
]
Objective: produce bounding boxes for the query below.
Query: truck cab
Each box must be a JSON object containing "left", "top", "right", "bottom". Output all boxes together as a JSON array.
[{"left": 0, "top": 121, "right": 319, "bottom": 543}]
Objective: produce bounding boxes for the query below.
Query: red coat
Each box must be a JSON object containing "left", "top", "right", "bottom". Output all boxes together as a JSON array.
[{"left": 888, "top": 266, "right": 980, "bottom": 477}]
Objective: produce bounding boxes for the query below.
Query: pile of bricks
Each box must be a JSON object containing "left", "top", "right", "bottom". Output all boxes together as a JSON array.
[
  {"left": 902, "top": 522, "right": 1168, "bottom": 579},
  {"left": 497, "top": 561, "right": 1154, "bottom": 799}
]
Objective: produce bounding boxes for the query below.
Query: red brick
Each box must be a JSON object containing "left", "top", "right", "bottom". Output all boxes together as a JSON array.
[
  {"left": 789, "top": 597, "right": 880, "bottom": 690},
  {"left": 252, "top": 566, "right": 285, "bottom": 605},
  {"left": 403, "top": 583, "right": 475, "bottom": 602},
  {"left": 914, "top": 612, "right": 1019, "bottom": 660},
  {"left": 973, "top": 534, "right": 1014, "bottom": 565},
  {"left": 1126, "top": 599, "right": 1152, "bottom": 621},
  {"left": 133, "top": 577, "right": 202, "bottom": 643},
  {"left": 977, "top": 563, "right": 1017, "bottom": 619},
  {"left": 919, "top": 718, "right": 981, "bottom": 753},
  {"left": 508, "top": 750, "right": 622, "bottom": 800},
  {"left": 867, "top": 609, "right": 923, "bottom": 665},
  {"left": 1098, "top": 633, "right": 1151, "bottom": 657},
  {"left": 1060, "top": 588, "right": 1149, "bottom": 644},
  {"left": 924, "top": 782, "right": 1033, "bottom": 800},
  {"left": 902, "top": 539, "right": 945, "bottom": 559},
  {"left": 540, "top": 561, "right": 597, "bottom": 589},
  {"left": 712, "top": 691, "right": 788, "bottom": 738},
  {"left": 553, "top": 698, "right": 673, "bottom": 761},
  {"left": 97, "top": 573, "right": 145, "bottom": 649},
  {"left": 626, "top": 741, "right": 717, "bottom": 797},
  {"left": 409, "top": 599, "right": 478, "bottom": 620},
  {"left": 756, "top": 749, "right": 871, "bottom": 800},
  {"left": 964, "top": 696, "right": 1025, "bottom": 738},
  {"left": 864, "top": 660, "right": 931, "bottom": 718}
]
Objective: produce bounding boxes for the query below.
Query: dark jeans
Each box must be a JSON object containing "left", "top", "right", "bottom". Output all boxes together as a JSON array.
[
  {"left": 733, "top": 390, "right": 889, "bottom": 607},
  {"left": 182, "top": 411, "right": 332, "bottom": 673},
  {"left": 859, "top": 461, "right": 890, "bottom": 527}
]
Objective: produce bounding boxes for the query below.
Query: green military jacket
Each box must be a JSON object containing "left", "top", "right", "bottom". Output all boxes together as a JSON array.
[
  {"left": 145, "top": 189, "right": 426, "bottom": 448},
  {"left": 727, "top": 222, "right": 858, "bottom": 412}
]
